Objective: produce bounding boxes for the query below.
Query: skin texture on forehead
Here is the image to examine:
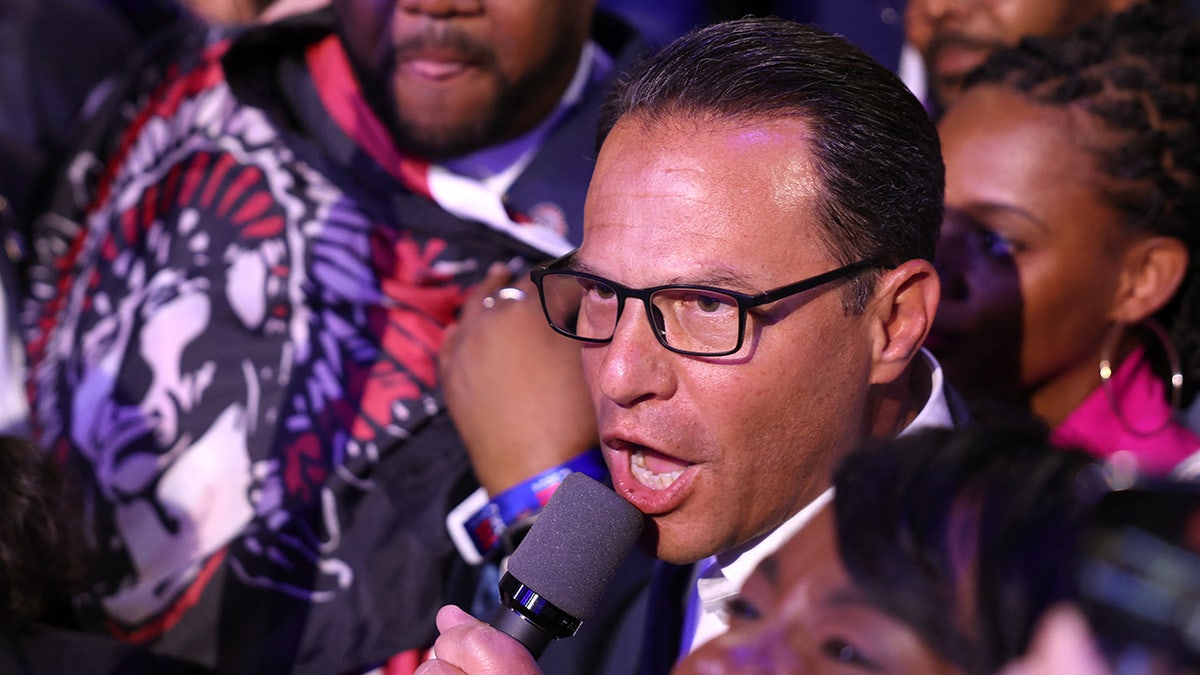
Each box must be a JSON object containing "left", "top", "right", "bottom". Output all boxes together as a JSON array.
[
  {"left": 582, "top": 114, "right": 829, "bottom": 285},
  {"left": 579, "top": 113, "right": 880, "bottom": 564}
]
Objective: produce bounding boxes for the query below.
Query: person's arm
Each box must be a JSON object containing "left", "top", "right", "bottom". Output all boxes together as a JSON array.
[
  {"left": 440, "top": 262, "right": 598, "bottom": 496},
  {"left": 440, "top": 262, "right": 601, "bottom": 561},
  {"left": 414, "top": 605, "right": 544, "bottom": 675}
]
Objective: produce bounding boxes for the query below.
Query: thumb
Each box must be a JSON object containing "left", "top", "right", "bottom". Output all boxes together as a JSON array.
[
  {"left": 428, "top": 605, "right": 543, "bottom": 675},
  {"left": 435, "top": 604, "right": 478, "bottom": 633}
]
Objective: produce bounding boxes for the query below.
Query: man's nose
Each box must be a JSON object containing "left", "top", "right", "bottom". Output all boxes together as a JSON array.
[{"left": 593, "top": 299, "right": 676, "bottom": 408}]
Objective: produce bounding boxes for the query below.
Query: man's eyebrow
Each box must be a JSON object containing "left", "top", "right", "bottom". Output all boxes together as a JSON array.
[
  {"left": 563, "top": 256, "right": 594, "bottom": 274},
  {"left": 568, "top": 259, "right": 758, "bottom": 290}
]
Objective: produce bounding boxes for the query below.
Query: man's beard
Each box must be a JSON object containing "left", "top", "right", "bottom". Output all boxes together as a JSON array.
[
  {"left": 338, "top": 12, "right": 583, "bottom": 162},
  {"left": 387, "top": 77, "right": 520, "bottom": 161},
  {"left": 345, "top": 52, "right": 540, "bottom": 160},
  {"left": 924, "top": 31, "right": 1003, "bottom": 115}
]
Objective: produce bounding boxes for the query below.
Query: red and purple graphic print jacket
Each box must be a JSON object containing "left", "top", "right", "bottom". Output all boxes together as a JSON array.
[{"left": 23, "top": 9, "right": 642, "bottom": 674}]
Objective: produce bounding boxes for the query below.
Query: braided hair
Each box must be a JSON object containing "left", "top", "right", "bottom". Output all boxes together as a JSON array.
[{"left": 967, "top": 4, "right": 1200, "bottom": 404}]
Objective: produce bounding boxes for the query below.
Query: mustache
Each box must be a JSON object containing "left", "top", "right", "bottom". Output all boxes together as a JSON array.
[{"left": 389, "top": 24, "right": 497, "bottom": 67}]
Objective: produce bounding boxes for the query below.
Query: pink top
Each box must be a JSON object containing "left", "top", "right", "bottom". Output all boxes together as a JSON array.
[{"left": 1051, "top": 347, "right": 1200, "bottom": 475}]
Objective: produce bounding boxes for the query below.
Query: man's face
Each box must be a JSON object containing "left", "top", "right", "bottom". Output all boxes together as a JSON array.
[
  {"left": 905, "top": 0, "right": 1122, "bottom": 110},
  {"left": 577, "top": 115, "right": 879, "bottom": 564},
  {"left": 333, "top": 0, "right": 595, "bottom": 160}
]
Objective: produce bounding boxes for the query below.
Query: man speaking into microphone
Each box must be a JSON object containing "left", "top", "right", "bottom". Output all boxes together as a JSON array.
[{"left": 431, "top": 16, "right": 956, "bottom": 674}]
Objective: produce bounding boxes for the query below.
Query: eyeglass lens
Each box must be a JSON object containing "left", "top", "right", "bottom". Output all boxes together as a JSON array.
[{"left": 539, "top": 273, "right": 743, "bottom": 354}]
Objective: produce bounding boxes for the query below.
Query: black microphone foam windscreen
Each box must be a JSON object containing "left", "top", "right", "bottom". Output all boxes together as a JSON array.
[{"left": 506, "top": 472, "right": 645, "bottom": 621}]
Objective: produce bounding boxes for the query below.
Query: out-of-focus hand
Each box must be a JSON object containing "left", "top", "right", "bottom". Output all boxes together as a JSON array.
[
  {"left": 999, "top": 604, "right": 1111, "bottom": 675},
  {"left": 414, "top": 605, "right": 543, "bottom": 675},
  {"left": 257, "top": 0, "right": 329, "bottom": 23},
  {"left": 440, "top": 262, "right": 598, "bottom": 496}
]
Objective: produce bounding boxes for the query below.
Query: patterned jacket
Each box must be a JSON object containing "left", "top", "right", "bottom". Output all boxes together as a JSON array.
[{"left": 24, "top": 10, "right": 642, "bottom": 673}]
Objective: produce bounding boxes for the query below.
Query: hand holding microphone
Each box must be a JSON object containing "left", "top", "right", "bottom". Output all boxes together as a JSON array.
[
  {"left": 418, "top": 605, "right": 541, "bottom": 675},
  {"left": 417, "top": 473, "right": 645, "bottom": 674}
]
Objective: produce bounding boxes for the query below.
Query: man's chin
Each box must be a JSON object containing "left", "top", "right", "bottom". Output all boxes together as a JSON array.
[
  {"left": 654, "top": 547, "right": 711, "bottom": 566},
  {"left": 649, "top": 520, "right": 720, "bottom": 565},
  {"left": 390, "top": 118, "right": 495, "bottom": 161}
]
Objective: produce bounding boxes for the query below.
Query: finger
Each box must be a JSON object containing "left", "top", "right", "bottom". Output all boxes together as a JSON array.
[
  {"left": 459, "top": 263, "right": 517, "bottom": 322},
  {"left": 438, "top": 322, "right": 461, "bottom": 376},
  {"left": 435, "top": 604, "right": 477, "bottom": 632},
  {"left": 428, "top": 606, "right": 540, "bottom": 675},
  {"left": 469, "top": 263, "right": 516, "bottom": 302},
  {"left": 414, "top": 661, "right": 467, "bottom": 675},
  {"left": 510, "top": 273, "right": 538, "bottom": 293}
]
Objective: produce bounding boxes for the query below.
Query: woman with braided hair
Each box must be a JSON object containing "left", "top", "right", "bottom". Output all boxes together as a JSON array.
[{"left": 929, "top": 2, "right": 1200, "bottom": 474}]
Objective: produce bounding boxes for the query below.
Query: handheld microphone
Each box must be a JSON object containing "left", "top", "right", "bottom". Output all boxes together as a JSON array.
[{"left": 490, "top": 472, "right": 645, "bottom": 658}]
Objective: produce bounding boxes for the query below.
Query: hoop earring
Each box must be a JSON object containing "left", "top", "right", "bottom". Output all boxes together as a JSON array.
[{"left": 1098, "top": 319, "right": 1184, "bottom": 437}]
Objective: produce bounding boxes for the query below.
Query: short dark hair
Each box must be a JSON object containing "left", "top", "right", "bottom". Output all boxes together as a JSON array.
[
  {"left": 597, "top": 17, "right": 944, "bottom": 311},
  {"left": 967, "top": 4, "right": 1200, "bottom": 404},
  {"left": 833, "top": 422, "right": 1100, "bottom": 674}
]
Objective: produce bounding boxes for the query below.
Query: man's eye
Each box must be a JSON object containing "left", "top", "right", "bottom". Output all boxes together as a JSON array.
[
  {"left": 820, "top": 638, "right": 881, "bottom": 671},
  {"left": 694, "top": 294, "right": 727, "bottom": 313},
  {"left": 725, "top": 596, "right": 763, "bottom": 621},
  {"left": 581, "top": 280, "right": 616, "bottom": 300},
  {"left": 674, "top": 291, "right": 734, "bottom": 315}
]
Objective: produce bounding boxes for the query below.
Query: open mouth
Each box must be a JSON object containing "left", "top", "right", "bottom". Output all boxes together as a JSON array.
[
  {"left": 631, "top": 448, "right": 687, "bottom": 490},
  {"left": 619, "top": 441, "right": 694, "bottom": 492},
  {"left": 603, "top": 435, "right": 699, "bottom": 515}
]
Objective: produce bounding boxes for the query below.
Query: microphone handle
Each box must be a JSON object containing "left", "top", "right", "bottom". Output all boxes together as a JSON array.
[
  {"left": 491, "top": 605, "right": 554, "bottom": 658},
  {"left": 489, "top": 571, "right": 584, "bottom": 658}
]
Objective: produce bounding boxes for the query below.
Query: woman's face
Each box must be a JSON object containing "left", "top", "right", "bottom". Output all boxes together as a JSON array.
[
  {"left": 929, "top": 85, "right": 1133, "bottom": 422},
  {"left": 674, "top": 507, "right": 961, "bottom": 674}
]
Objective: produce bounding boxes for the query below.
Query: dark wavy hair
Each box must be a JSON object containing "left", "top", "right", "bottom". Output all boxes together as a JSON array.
[
  {"left": 0, "top": 436, "right": 86, "bottom": 631},
  {"left": 597, "top": 17, "right": 944, "bottom": 313},
  {"left": 966, "top": 3, "right": 1200, "bottom": 405},
  {"left": 833, "top": 423, "right": 1100, "bottom": 674}
]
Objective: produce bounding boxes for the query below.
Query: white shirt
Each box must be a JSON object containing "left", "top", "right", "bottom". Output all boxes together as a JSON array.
[{"left": 681, "top": 348, "right": 956, "bottom": 656}]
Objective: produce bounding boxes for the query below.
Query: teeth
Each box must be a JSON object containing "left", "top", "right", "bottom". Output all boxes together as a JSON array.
[{"left": 630, "top": 449, "right": 684, "bottom": 490}]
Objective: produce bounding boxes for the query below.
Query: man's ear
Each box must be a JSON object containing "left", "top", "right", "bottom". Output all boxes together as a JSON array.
[
  {"left": 867, "top": 259, "right": 940, "bottom": 385},
  {"left": 1109, "top": 236, "right": 1188, "bottom": 325}
]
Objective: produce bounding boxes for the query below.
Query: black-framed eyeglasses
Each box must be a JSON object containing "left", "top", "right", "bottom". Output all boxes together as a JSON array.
[{"left": 531, "top": 252, "right": 892, "bottom": 357}]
